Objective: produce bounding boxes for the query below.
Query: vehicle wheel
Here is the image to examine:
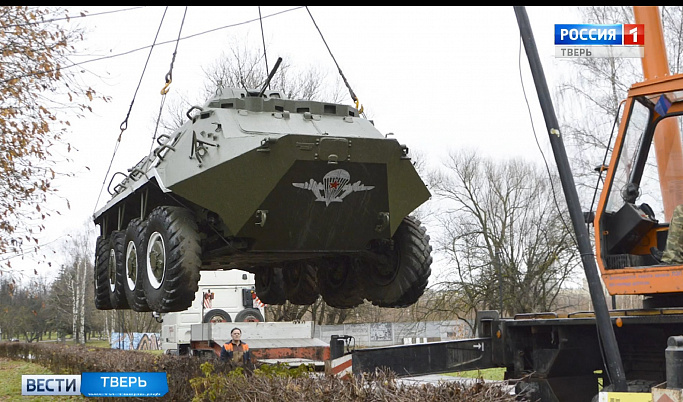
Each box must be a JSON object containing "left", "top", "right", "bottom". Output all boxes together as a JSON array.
[
  {"left": 318, "top": 257, "right": 364, "bottom": 308},
  {"left": 235, "top": 308, "right": 264, "bottom": 322},
  {"left": 590, "top": 379, "right": 657, "bottom": 402},
  {"left": 203, "top": 309, "right": 232, "bottom": 323},
  {"left": 123, "top": 219, "right": 152, "bottom": 312},
  {"left": 94, "top": 236, "right": 113, "bottom": 310},
  {"left": 112, "top": 231, "right": 131, "bottom": 309},
  {"left": 99, "top": 231, "right": 129, "bottom": 309},
  {"left": 283, "top": 261, "right": 319, "bottom": 305},
  {"left": 142, "top": 206, "right": 202, "bottom": 313},
  {"left": 254, "top": 267, "right": 286, "bottom": 305},
  {"left": 363, "top": 216, "right": 432, "bottom": 307}
]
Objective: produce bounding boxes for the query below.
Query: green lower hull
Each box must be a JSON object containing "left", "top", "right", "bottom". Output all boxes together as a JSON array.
[{"left": 169, "top": 135, "right": 429, "bottom": 252}]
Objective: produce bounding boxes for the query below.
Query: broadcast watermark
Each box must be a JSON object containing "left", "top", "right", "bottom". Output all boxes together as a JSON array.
[
  {"left": 22, "top": 375, "right": 81, "bottom": 396},
  {"left": 22, "top": 372, "right": 168, "bottom": 397},
  {"left": 554, "top": 23, "right": 644, "bottom": 58}
]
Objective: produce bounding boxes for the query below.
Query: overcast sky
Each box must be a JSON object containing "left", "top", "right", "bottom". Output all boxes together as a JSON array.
[{"left": 12, "top": 6, "right": 589, "bottom": 280}]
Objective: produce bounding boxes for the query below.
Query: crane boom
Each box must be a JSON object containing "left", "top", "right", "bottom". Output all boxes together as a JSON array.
[
  {"left": 634, "top": 6, "right": 683, "bottom": 222},
  {"left": 513, "top": 5, "right": 627, "bottom": 393}
]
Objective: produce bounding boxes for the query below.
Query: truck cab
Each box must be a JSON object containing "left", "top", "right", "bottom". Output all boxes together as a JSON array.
[{"left": 595, "top": 74, "right": 683, "bottom": 306}]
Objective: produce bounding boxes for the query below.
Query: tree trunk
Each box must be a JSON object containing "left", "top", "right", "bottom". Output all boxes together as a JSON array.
[
  {"left": 79, "top": 259, "right": 86, "bottom": 344},
  {"left": 70, "top": 276, "right": 77, "bottom": 341}
]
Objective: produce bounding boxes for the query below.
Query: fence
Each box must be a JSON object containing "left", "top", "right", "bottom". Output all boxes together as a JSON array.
[
  {"left": 110, "top": 332, "right": 162, "bottom": 350},
  {"left": 110, "top": 320, "right": 472, "bottom": 350},
  {"left": 313, "top": 320, "right": 473, "bottom": 348}
]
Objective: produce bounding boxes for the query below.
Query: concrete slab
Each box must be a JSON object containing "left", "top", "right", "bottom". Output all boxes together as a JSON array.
[
  {"left": 247, "top": 338, "right": 328, "bottom": 349},
  {"left": 192, "top": 321, "right": 316, "bottom": 343}
]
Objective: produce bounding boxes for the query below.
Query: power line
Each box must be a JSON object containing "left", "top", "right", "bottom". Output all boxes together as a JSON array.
[{"left": 0, "top": 6, "right": 305, "bottom": 85}]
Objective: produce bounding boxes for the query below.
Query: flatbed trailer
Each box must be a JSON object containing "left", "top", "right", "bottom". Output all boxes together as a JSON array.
[
  {"left": 183, "top": 321, "right": 331, "bottom": 368},
  {"left": 331, "top": 309, "right": 683, "bottom": 401}
]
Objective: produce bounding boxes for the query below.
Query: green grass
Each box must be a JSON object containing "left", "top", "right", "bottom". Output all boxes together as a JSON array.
[
  {"left": 0, "top": 358, "right": 87, "bottom": 401},
  {"left": 82, "top": 339, "right": 109, "bottom": 349},
  {"left": 444, "top": 367, "right": 506, "bottom": 381}
]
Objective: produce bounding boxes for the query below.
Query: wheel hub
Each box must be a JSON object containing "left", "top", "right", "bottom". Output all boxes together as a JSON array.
[
  {"left": 126, "top": 242, "right": 137, "bottom": 289},
  {"left": 108, "top": 249, "right": 116, "bottom": 291},
  {"left": 147, "top": 232, "right": 166, "bottom": 288}
]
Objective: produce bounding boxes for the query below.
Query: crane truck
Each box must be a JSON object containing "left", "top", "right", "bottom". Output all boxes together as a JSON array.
[
  {"left": 327, "top": 6, "right": 683, "bottom": 402},
  {"left": 159, "top": 269, "right": 265, "bottom": 355}
]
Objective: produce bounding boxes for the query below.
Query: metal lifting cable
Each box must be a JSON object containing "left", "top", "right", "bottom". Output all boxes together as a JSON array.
[
  {"left": 95, "top": 7, "right": 169, "bottom": 214},
  {"left": 160, "top": 7, "right": 187, "bottom": 96},
  {"left": 305, "top": 7, "right": 364, "bottom": 115},
  {"left": 150, "top": 7, "right": 187, "bottom": 154},
  {"left": 258, "top": 6, "right": 270, "bottom": 81}
]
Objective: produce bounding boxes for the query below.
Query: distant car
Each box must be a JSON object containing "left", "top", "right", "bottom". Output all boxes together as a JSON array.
[{"left": 10, "top": 338, "right": 19, "bottom": 342}]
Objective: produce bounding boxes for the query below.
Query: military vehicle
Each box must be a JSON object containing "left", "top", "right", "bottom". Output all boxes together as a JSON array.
[{"left": 92, "top": 63, "right": 432, "bottom": 313}]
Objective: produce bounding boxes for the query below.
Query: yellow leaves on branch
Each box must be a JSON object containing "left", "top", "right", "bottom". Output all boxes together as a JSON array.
[{"left": 0, "top": 6, "right": 92, "bottom": 257}]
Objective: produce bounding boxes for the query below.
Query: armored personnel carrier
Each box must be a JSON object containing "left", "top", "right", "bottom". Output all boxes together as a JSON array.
[{"left": 93, "top": 79, "right": 432, "bottom": 313}]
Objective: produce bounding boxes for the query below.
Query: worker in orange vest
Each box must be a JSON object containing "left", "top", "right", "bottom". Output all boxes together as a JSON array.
[{"left": 220, "top": 327, "right": 251, "bottom": 364}]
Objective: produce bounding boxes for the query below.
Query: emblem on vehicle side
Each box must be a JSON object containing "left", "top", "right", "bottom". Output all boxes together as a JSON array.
[{"left": 292, "top": 169, "right": 374, "bottom": 206}]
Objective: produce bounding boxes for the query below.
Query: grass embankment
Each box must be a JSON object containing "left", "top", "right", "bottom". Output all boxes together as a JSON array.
[
  {"left": 0, "top": 338, "right": 162, "bottom": 399},
  {"left": 0, "top": 358, "right": 86, "bottom": 401},
  {"left": 445, "top": 367, "right": 506, "bottom": 381}
]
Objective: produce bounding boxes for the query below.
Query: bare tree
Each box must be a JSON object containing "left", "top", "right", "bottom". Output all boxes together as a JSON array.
[
  {"left": 44, "top": 230, "right": 92, "bottom": 343},
  {"left": 0, "top": 276, "right": 51, "bottom": 342},
  {"left": 200, "top": 38, "right": 342, "bottom": 102},
  {"left": 156, "top": 36, "right": 347, "bottom": 136},
  {"left": 662, "top": 6, "right": 683, "bottom": 74},
  {"left": 429, "top": 150, "right": 579, "bottom": 317}
]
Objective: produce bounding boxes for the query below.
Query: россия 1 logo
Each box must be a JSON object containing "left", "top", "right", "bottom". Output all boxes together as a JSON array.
[{"left": 554, "top": 23, "right": 644, "bottom": 58}]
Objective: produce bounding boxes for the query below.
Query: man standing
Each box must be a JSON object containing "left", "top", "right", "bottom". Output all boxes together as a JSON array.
[{"left": 220, "top": 327, "right": 251, "bottom": 364}]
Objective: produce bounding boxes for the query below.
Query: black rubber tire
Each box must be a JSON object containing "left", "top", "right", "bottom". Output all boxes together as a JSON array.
[
  {"left": 94, "top": 235, "right": 113, "bottom": 310},
  {"left": 203, "top": 309, "right": 232, "bottom": 323},
  {"left": 283, "top": 261, "right": 319, "bottom": 305},
  {"left": 254, "top": 267, "right": 286, "bottom": 305},
  {"left": 590, "top": 379, "right": 657, "bottom": 402},
  {"left": 317, "top": 257, "right": 364, "bottom": 308},
  {"left": 364, "top": 216, "right": 432, "bottom": 307},
  {"left": 123, "top": 219, "right": 151, "bottom": 312},
  {"left": 110, "top": 231, "right": 130, "bottom": 309},
  {"left": 98, "top": 231, "right": 129, "bottom": 309},
  {"left": 235, "top": 308, "right": 264, "bottom": 322},
  {"left": 142, "top": 206, "right": 201, "bottom": 313}
]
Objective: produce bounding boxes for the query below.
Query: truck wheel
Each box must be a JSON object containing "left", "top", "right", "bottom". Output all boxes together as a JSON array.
[
  {"left": 97, "top": 231, "right": 129, "bottom": 309},
  {"left": 203, "top": 309, "right": 232, "bottom": 323},
  {"left": 123, "top": 219, "right": 151, "bottom": 312},
  {"left": 110, "top": 231, "right": 130, "bottom": 309},
  {"left": 142, "top": 206, "right": 201, "bottom": 313},
  {"left": 255, "top": 267, "right": 286, "bottom": 305},
  {"left": 94, "top": 236, "right": 113, "bottom": 310},
  {"left": 364, "top": 216, "right": 432, "bottom": 307},
  {"left": 235, "top": 308, "right": 264, "bottom": 322},
  {"left": 283, "top": 261, "right": 319, "bottom": 305},
  {"left": 317, "top": 257, "right": 364, "bottom": 308}
]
